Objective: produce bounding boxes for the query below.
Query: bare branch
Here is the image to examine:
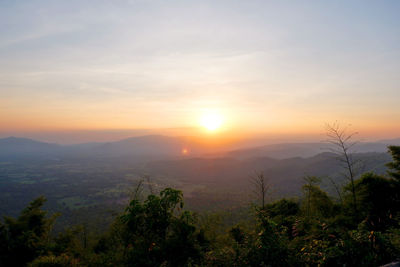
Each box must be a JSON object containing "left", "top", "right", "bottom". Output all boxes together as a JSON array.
[
  {"left": 249, "top": 171, "right": 271, "bottom": 209},
  {"left": 324, "top": 122, "right": 359, "bottom": 213}
]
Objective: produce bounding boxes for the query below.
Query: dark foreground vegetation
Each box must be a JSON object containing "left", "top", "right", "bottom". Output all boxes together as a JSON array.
[{"left": 1, "top": 146, "right": 400, "bottom": 267}]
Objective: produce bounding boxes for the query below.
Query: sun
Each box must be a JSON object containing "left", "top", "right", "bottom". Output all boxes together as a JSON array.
[{"left": 200, "top": 112, "right": 223, "bottom": 131}]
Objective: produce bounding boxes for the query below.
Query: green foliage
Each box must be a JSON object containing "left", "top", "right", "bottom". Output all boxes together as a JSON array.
[
  {"left": 354, "top": 173, "right": 399, "bottom": 230},
  {"left": 118, "top": 188, "right": 206, "bottom": 266},
  {"left": 29, "top": 254, "right": 78, "bottom": 267},
  {"left": 265, "top": 199, "right": 299, "bottom": 239},
  {"left": 387, "top": 145, "right": 400, "bottom": 181},
  {"left": 302, "top": 177, "right": 334, "bottom": 219},
  {"left": 3, "top": 145, "right": 400, "bottom": 266},
  {"left": 0, "top": 196, "right": 58, "bottom": 267},
  {"left": 266, "top": 199, "right": 300, "bottom": 218},
  {"left": 250, "top": 209, "right": 290, "bottom": 266},
  {"left": 203, "top": 210, "right": 290, "bottom": 267},
  {"left": 230, "top": 226, "right": 245, "bottom": 245}
]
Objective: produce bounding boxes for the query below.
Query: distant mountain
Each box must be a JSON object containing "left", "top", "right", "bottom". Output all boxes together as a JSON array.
[
  {"left": 91, "top": 135, "right": 197, "bottom": 158},
  {"left": 0, "top": 136, "right": 395, "bottom": 216},
  {"left": 226, "top": 143, "right": 325, "bottom": 159},
  {"left": 0, "top": 135, "right": 213, "bottom": 160},
  {"left": 0, "top": 135, "right": 399, "bottom": 161},
  {"left": 225, "top": 141, "right": 397, "bottom": 160},
  {"left": 145, "top": 151, "right": 392, "bottom": 197},
  {"left": 0, "top": 137, "right": 61, "bottom": 158},
  {"left": 377, "top": 138, "right": 400, "bottom": 145}
]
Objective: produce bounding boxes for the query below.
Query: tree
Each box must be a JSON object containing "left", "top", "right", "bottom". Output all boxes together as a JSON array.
[
  {"left": 302, "top": 176, "right": 321, "bottom": 218},
  {"left": 250, "top": 171, "right": 270, "bottom": 210},
  {"left": 385, "top": 146, "right": 400, "bottom": 223},
  {"left": 302, "top": 176, "right": 333, "bottom": 219},
  {"left": 354, "top": 173, "right": 398, "bottom": 231},
  {"left": 325, "top": 122, "right": 360, "bottom": 215},
  {"left": 387, "top": 146, "right": 400, "bottom": 181},
  {"left": 119, "top": 188, "right": 205, "bottom": 266},
  {"left": 250, "top": 209, "right": 290, "bottom": 266},
  {"left": 326, "top": 175, "right": 343, "bottom": 204},
  {"left": 0, "top": 196, "right": 58, "bottom": 266},
  {"left": 265, "top": 199, "right": 300, "bottom": 239}
]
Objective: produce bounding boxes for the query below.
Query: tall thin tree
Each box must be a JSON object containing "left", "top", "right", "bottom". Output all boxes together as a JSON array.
[
  {"left": 325, "top": 122, "right": 359, "bottom": 214},
  {"left": 302, "top": 176, "right": 321, "bottom": 218},
  {"left": 250, "top": 171, "right": 270, "bottom": 210}
]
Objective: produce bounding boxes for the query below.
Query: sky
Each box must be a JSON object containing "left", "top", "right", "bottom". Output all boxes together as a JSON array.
[{"left": 1, "top": 0, "right": 400, "bottom": 143}]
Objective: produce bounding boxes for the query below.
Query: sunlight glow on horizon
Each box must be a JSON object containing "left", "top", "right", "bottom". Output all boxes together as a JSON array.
[
  {"left": 181, "top": 148, "right": 189, "bottom": 155},
  {"left": 200, "top": 111, "right": 224, "bottom": 132},
  {"left": 1, "top": 1, "right": 400, "bottom": 140}
]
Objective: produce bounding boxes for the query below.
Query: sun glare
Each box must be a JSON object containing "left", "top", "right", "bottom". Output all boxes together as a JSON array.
[{"left": 200, "top": 112, "right": 223, "bottom": 131}]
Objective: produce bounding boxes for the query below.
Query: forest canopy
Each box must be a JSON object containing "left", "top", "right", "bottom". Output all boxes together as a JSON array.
[{"left": 0, "top": 146, "right": 400, "bottom": 266}]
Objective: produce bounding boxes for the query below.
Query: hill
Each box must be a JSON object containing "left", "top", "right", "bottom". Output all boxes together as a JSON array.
[{"left": 1, "top": 135, "right": 400, "bottom": 160}]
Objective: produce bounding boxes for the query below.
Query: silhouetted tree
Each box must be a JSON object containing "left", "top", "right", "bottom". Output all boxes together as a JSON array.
[
  {"left": 326, "top": 122, "right": 360, "bottom": 215},
  {"left": 354, "top": 172, "right": 398, "bottom": 231},
  {"left": 250, "top": 171, "right": 270, "bottom": 210},
  {"left": 387, "top": 146, "right": 400, "bottom": 181},
  {"left": 0, "top": 196, "right": 58, "bottom": 266},
  {"left": 119, "top": 188, "right": 206, "bottom": 266},
  {"left": 302, "top": 176, "right": 333, "bottom": 219}
]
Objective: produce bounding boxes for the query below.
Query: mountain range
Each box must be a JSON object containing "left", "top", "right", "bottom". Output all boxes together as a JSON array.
[
  {"left": 0, "top": 135, "right": 397, "bottom": 217},
  {"left": 1, "top": 135, "right": 399, "bottom": 160}
]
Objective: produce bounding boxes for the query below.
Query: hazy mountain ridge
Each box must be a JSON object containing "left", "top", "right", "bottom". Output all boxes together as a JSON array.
[
  {"left": 226, "top": 141, "right": 400, "bottom": 160},
  {"left": 145, "top": 151, "right": 391, "bottom": 197},
  {"left": 0, "top": 136, "right": 393, "bottom": 224},
  {"left": 0, "top": 137, "right": 61, "bottom": 158},
  {"left": 1, "top": 135, "right": 399, "bottom": 160}
]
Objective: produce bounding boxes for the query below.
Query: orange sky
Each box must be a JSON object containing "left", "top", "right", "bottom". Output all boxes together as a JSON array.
[{"left": 1, "top": 1, "right": 400, "bottom": 143}]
